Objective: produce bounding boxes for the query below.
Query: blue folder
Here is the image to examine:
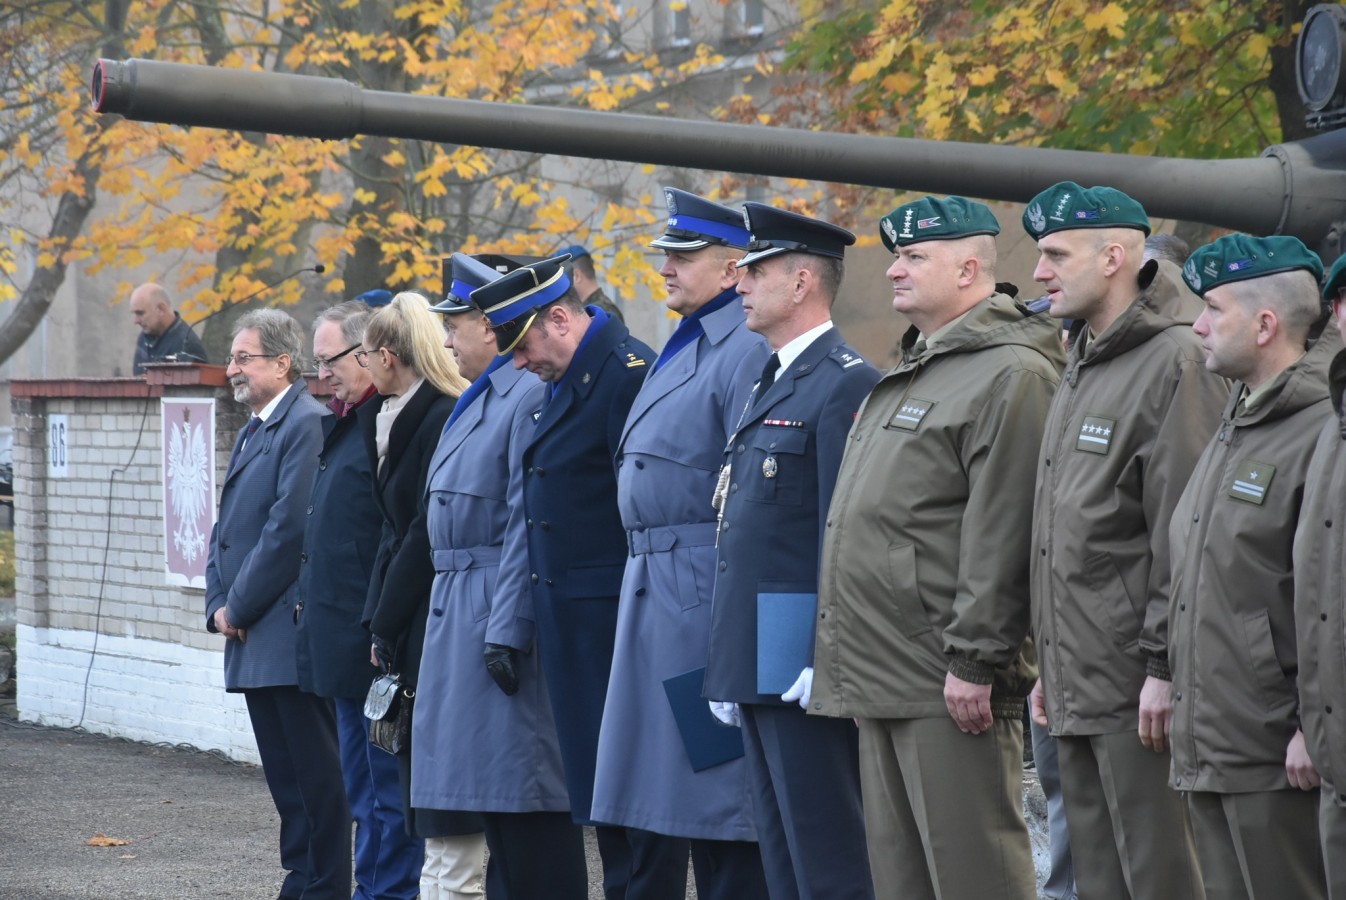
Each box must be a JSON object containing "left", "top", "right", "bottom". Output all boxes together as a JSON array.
[
  {"left": 756, "top": 591, "right": 817, "bottom": 695},
  {"left": 662, "top": 667, "right": 745, "bottom": 772}
]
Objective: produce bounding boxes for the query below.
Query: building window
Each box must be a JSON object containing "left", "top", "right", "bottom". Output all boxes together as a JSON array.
[{"left": 727, "top": 0, "right": 764, "bottom": 39}]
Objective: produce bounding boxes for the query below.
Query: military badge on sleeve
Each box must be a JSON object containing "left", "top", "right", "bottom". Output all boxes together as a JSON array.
[{"left": 887, "top": 398, "right": 934, "bottom": 432}]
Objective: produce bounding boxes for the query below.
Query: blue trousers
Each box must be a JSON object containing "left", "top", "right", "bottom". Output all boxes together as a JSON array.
[{"left": 335, "top": 696, "right": 425, "bottom": 900}]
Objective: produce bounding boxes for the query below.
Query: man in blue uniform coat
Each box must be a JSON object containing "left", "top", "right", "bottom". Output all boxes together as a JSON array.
[
  {"left": 702, "top": 204, "right": 880, "bottom": 900},
  {"left": 206, "top": 309, "right": 349, "bottom": 900},
  {"left": 413, "top": 254, "right": 586, "bottom": 899},
  {"left": 297, "top": 300, "right": 424, "bottom": 900},
  {"left": 592, "top": 188, "right": 770, "bottom": 900},
  {"left": 471, "top": 257, "right": 677, "bottom": 899}
]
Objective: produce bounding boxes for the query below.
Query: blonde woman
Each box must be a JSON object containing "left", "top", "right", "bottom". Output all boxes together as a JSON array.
[{"left": 356, "top": 291, "right": 486, "bottom": 899}]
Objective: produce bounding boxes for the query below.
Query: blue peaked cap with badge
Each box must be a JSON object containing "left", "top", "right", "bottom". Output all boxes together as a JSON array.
[
  {"left": 879, "top": 196, "right": 1000, "bottom": 251},
  {"left": 1182, "top": 233, "right": 1324, "bottom": 297},
  {"left": 650, "top": 188, "right": 750, "bottom": 251},
  {"left": 471, "top": 253, "right": 573, "bottom": 355},
  {"left": 1022, "top": 181, "right": 1151, "bottom": 240},
  {"left": 431, "top": 253, "right": 504, "bottom": 315},
  {"left": 737, "top": 202, "right": 856, "bottom": 268}
]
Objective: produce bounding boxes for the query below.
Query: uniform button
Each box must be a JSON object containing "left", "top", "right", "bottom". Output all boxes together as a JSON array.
[
  {"left": 432, "top": 608, "right": 443, "bottom": 617},
  {"left": 1175, "top": 692, "right": 1182, "bottom": 700},
  {"left": 527, "top": 467, "right": 533, "bottom": 475},
  {"left": 318, "top": 460, "right": 327, "bottom": 470},
  {"left": 721, "top": 522, "right": 729, "bottom": 532},
  {"left": 819, "top": 611, "right": 826, "bottom": 619},
  {"left": 1045, "top": 458, "right": 1051, "bottom": 467},
  {"left": 545, "top": 578, "right": 554, "bottom": 587},
  {"left": 531, "top": 574, "right": 539, "bottom": 584},
  {"left": 769, "top": 441, "right": 777, "bottom": 449},
  {"left": 1328, "top": 706, "right": 1334, "bottom": 714},
  {"left": 1040, "top": 548, "right": 1047, "bottom": 556},
  {"left": 1193, "top": 513, "right": 1200, "bottom": 522},
  {"left": 635, "top": 460, "right": 645, "bottom": 469},
  {"left": 719, "top": 561, "right": 727, "bottom": 571},
  {"left": 306, "top": 505, "right": 313, "bottom": 515},
  {"left": 437, "top": 496, "right": 446, "bottom": 506},
  {"left": 540, "top": 521, "right": 551, "bottom": 531},
  {"left": 636, "top": 588, "right": 646, "bottom": 597},
  {"left": 1179, "top": 603, "right": 1186, "bottom": 611},
  {"left": 736, "top": 444, "right": 745, "bottom": 454},
  {"left": 300, "top": 552, "right": 308, "bottom": 563},
  {"left": 1328, "top": 520, "right": 1334, "bottom": 528},
  {"left": 1043, "top": 637, "right": 1050, "bottom": 645},
  {"left": 730, "top": 483, "right": 738, "bottom": 492},
  {"left": 813, "top": 702, "right": 822, "bottom": 710},
  {"left": 535, "top": 467, "right": 546, "bottom": 477},
  {"left": 827, "top": 519, "right": 833, "bottom": 526},
  {"left": 527, "top": 519, "right": 534, "bottom": 529},
  {"left": 1323, "top": 613, "right": 1329, "bottom": 621}
]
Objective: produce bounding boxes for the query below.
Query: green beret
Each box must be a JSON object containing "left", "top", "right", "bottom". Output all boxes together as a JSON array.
[
  {"left": 1182, "top": 233, "right": 1323, "bottom": 297},
  {"left": 1324, "top": 254, "right": 1346, "bottom": 304},
  {"left": 880, "top": 196, "right": 1000, "bottom": 251},
  {"left": 1022, "top": 181, "right": 1151, "bottom": 240}
]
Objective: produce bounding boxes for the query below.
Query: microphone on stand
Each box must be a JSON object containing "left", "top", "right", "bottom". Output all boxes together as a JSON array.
[{"left": 191, "top": 263, "right": 328, "bottom": 327}]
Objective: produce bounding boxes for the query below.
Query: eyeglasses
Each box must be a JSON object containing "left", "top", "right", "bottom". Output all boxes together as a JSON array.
[
  {"left": 225, "top": 352, "right": 279, "bottom": 367},
  {"left": 354, "top": 347, "right": 396, "bottom": 368},
  {"left": 315, "top": 343, "right": 361, "bottom": 371}
]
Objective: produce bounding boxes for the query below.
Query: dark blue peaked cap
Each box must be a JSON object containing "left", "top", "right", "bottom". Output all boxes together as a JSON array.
[
  {"left": 431, "top": 253, "right": 503, "bottom": 314},
  {"left": 471, "top": 253, "right": 573, "bottom": 354},
  {"left": 737, "top": 202, "right": 855, "bottom": 268},
  {"left": 650, "top": 188, "right": 750, "bottom": 251}
]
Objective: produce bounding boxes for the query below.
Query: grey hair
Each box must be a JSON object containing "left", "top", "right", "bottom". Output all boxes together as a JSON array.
[
  {"left": 313, "top": 301, "right": 372, "bottom": 346},
  {"left": 233, "top": 308, "right": 306, "bottom": 382}
]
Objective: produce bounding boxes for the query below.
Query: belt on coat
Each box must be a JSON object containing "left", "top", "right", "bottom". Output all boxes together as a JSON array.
[
  {"left": 626, "top": 521, "right": 719, "bottom": 556},
  {"left": 430, "top": 546, "right": 502, "bottom": 572}
]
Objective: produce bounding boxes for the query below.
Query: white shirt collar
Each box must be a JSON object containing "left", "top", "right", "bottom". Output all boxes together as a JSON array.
[
  {"left": 775, "top": 320, "right": 834, "bottom": 372},
  {"left": 254, "top": 381, "right": 296, "bottom": 423}
]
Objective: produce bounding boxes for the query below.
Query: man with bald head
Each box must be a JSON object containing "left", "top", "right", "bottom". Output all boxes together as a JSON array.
[
  {"left": 130, "top": 282, "right": 208, "bottom": 373},
  {"left": 1025, "top": 182, "right": 1228, "bottom": 900}
]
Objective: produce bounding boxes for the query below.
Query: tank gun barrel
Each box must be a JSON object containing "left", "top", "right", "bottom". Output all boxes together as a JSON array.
[{"left": 92, "top": 58, "right": 1346, "bottom": 244}]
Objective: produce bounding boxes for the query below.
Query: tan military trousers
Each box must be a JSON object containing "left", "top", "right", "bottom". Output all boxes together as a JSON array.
[
  {"left": 1056, "top": 731, "right": 1203, "bottom": 900},
  {"left": 1186, "top": 789, "right": 1324, "bottom": 900},
  {"left": 857, "top": 716, "right": 1035, "bottom": 900}
]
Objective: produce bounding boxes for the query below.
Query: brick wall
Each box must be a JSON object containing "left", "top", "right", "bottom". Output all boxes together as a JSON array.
[{"left": 12, "top": 366, "right": 264, "bottom": 762}]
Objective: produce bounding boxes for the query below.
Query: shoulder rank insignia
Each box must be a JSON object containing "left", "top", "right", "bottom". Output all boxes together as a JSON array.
[
  {"left": 835, "top": 349, "right": 866, "bottom": 369},
  {"left": 1075, "top": 414, "right": 1115, "bottom": 455},
  {"left": 888, "top": 397, "right": 934, "bottom": 431},
  {"left": 1228, "top": 459, "right": 1275, "bottom": 505},
  {"left": 625, "top": 352, "right": 646, "bottom": 368}
]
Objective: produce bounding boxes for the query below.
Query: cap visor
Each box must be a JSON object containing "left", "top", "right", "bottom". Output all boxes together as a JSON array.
[
  {"left": 650, "top": 235, "right": 713, "bottom": 251},
  {"left": 428, "top": 298, "right": 476, "bottom": 315},
  {"left": 735, "top": 245, "right": 789, "bottom": 268}
]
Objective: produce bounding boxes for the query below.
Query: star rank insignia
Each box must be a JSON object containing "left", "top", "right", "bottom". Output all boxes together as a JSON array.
[
  {"left": 625, "top": 352, "right": 646, "bottom": 368},
  {"left": 1075, "top": 415, "right": 1116, "bottom": 455},
  {"left": 1228, "top": 459, "right": 1275, "bottom": 505},
  {"left": 888, "top": 397, "right": 934, "bottom": 432}
]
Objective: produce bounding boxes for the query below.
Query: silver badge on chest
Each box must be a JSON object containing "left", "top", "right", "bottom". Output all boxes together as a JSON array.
[{"left": 762, "top": 455, "right": 778, "bottom": 478}]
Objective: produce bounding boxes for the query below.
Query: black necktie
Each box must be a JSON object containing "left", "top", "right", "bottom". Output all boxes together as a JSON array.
[{"left": 754, "top": 353, "right": 781, "bottom": 404}]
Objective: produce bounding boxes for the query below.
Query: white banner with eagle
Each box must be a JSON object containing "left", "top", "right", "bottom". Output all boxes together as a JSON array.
[{"left": 161, "top": 398, "right": 216, "bottom": 588}]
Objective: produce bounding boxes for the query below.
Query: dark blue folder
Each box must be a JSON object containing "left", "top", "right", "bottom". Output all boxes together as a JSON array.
[
  {"left": 663, "top": 667, "right": 745, "bottom": 772},
  {"left": 756, "top": 591, "right": 817, "bottom": 695}
]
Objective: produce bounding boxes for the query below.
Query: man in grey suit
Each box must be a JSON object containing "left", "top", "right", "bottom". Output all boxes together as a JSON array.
[{"left": 206, "top": 309, "right": 350, "bottom": 900}]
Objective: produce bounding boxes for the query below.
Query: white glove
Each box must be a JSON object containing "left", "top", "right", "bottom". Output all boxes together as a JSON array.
[
  {"left": 782, "top": 666, "right": 814, "bottom": 709},
  {"left": 709, "top": 700, "right": 741, "bottom": 727}
]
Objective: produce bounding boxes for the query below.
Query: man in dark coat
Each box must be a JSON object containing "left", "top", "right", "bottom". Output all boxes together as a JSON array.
[
  {"left": 131, "top": 282, "right": 208, "bottom": 373},
  {"left": 470, "top": 256, "right": 675, "bottom": 898},
  {"left": 701, "top": 204, "right": 880, "bottom": 900},
  {"left": 206, "top": 309, "right": 348, "bottom": 900},
  {"left": 298, "top": 301, "right": 423, "bottom": 900}
]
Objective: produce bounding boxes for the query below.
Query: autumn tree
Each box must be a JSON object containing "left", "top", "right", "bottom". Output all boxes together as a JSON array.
[{"left": 0, "top": 0, "right": 739, "bottom": 363}]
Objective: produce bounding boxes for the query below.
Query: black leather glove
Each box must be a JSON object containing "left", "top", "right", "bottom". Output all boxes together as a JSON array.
[
  {"left": 484, "top": 643, "right": 520, "bottom": 696},
  {"left": 372, "top": 634, "right": 396, "bottom": 674}
]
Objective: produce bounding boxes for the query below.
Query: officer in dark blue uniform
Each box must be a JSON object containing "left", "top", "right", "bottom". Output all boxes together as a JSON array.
[
  {"left": 702, "top": 204, "right": 880, "bottom": 900},
  {"left": 470, "top": 257, "right": 681, "bottom": 899}
]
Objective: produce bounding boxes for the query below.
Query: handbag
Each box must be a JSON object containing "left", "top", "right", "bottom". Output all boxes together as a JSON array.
[
  {"left": 366, "top": 680, "right": 411, "bottom": 753},
  {"left": 364, "top": 672, "right": 402, "bottom": 721}
]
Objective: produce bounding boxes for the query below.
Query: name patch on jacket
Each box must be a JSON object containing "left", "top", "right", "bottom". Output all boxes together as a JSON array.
[
  {"left": 1075, "top": 415, "right": 1116, "bottom": 455},
  {"left": 1228, "top": 459, "right": 1275, "bottom": 505},
  {"left": 888, "top": 398, "right": 935, "bottom": 431}
]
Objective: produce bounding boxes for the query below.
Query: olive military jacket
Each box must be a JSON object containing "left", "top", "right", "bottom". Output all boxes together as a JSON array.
[
  {"left": 813, "top": 293, "right": 1065, "bottom": 720},
  {"left": 1031, "top": 260, "right": 1230, "bottom": 736},
  {"left": 1169, "top": 330, "right": 1336, "bottom": 793},
  {"left": 1295, "top": 347, "right": 1346, "bottom": 800}
]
